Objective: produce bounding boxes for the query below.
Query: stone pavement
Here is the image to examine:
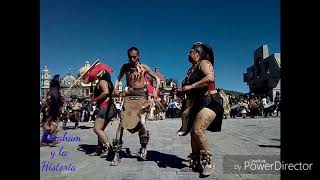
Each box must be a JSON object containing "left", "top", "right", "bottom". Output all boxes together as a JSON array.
[{"left": 40, "top": 117, "right": 280, "bottom": 180}]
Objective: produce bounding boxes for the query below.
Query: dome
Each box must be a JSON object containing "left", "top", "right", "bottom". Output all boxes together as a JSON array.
[
  {"left": 78, "top": 61, "right": 91, "bottom": 76},
  {"left": 118, "top": 81, "right": 123, "bottom": 91},
  {"left": 62, "top": 74, "right": 78, "bottom": 88},
  {"left": 78, "top": 61, "right": 92, "bottom": 87}
]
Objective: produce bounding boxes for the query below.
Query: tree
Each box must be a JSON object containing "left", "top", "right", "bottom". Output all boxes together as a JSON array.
[
  {"left": 166, "top": 78, "right": 173, "bottom": 86},
  {"left": 165, "top": 78, "right": 179, "bottom": 87},
  {"left": 220, "top": 88, "right": 244, "bottom": 97}
]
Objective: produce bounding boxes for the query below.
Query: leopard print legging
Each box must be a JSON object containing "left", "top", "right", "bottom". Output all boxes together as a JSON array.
[{"left": 190, "top": 108, "right": 216, "bottom": 154}]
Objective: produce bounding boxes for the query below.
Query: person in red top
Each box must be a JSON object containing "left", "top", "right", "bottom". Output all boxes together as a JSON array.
[{"left": 83, "top": 62, "right": 116, "bottom": 158}]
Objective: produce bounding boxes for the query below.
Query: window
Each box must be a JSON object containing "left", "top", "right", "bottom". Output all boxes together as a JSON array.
[
  {"left": 265, "top": 62, "right": 270, "bottom": 74},
  {"left": 249, "top": 71, "right": 253, "bottom": 80},
  {"left": 257, "top": 61, "right": 262, "bottom": 77}
]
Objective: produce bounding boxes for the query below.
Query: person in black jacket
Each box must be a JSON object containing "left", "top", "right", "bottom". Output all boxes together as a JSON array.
[{"left": 41, "top": 74, "right": 63, "bottom": 146}]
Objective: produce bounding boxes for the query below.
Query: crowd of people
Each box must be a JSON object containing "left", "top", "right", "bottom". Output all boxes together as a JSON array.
[
  {"left": 228, "top": 92, "right": 281, "bottom": 119},
  {"left": 40, "top": 90, "right": 281, "bottom": 128},
  {"left": 40, "top": 43, "right": 280, "bottom": 177}
]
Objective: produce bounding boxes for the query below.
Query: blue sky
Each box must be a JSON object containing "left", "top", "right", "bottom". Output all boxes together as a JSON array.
[{"left": 40, "top": 0, "right": 280, "bottom": 93}]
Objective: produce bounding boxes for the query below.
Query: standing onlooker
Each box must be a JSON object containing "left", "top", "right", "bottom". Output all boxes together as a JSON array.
[
  {"left": 115, "top": 100, "right": 122, "bottom": 120},
  {"left": 240, "top": 100, "right": 248, "bottom": 118},
  {"left": 168, "top": 99, "right": 177, "bottom": 118},
  {"left": 274, "top": 91, "right": 281, "bottom": 116},
  {"left": 69, "top": 98, "right": 82, "bottom": 128},
  {"left": 262, "top": 95, "right": 269, "bottom": 118}
]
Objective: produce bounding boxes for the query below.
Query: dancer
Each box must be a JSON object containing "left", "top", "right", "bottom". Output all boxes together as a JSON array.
[
  {"left": 40, "top": 74, "right": 63, "bottom": 146},
  {"left": 111, "top": 47, "right": 161, "bottom": 166},
  {"left": 83, "top": 62, "right": 117, "bottom": 158},
  {"left": 180, "top": 42, "right": 224, "bottom": 177}
]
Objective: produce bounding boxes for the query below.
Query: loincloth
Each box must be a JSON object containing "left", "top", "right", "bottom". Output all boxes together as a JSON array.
[
  {"left": 184, "top": 93, "right": 224, "bottom": 134},
  {"left": 120, "top": 90, "right": 149, "bottom": 133},
  {"left": 121, "top": 87, "right": 165, "bottom": 133},
  {"left": 178, "top": 97, "right": 194, "bottom": 135}
]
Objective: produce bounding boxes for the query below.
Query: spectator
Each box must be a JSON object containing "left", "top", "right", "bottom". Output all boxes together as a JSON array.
[
  {"left": 274, "top": 91, "right": 281, "bottom": 116},
  {"left": 262, "top": 95, "right": 269, "bottom": 118},
  {"left": 115, "top": 100, "right": 122, "bottom": 120}
]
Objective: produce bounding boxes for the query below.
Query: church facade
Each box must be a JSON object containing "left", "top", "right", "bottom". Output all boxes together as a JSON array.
[
  {"left": 40, "top": 61, "right": 124, "bottom": 101},
  {"left": 41, "top": 62, "right": 176, "bottom": 103}
]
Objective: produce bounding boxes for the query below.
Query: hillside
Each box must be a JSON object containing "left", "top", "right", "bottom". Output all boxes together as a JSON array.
[{"left": 220, "top": 88, "right": 245, "bottom": 97}]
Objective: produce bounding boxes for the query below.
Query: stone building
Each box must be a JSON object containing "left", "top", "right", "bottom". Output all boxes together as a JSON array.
[
  {"left": 146, "top": 67, "right": 177, "bottom": 102},
  {"left": 40, "top": 61, "right": 124, "bottom": 101},
  {"left": 243, "top": 45, "right": 281, "bottom": 100},
  {"left": 40, "top": 66, "right": 51, "bottom": 99}
]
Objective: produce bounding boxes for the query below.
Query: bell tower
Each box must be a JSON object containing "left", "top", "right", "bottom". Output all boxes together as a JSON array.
[{"left": 41, "top": 66, "right": 51, "bottom": 99}]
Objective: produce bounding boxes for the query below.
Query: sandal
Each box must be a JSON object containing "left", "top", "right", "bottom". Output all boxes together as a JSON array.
[
  {"left": 200, "top": 150, "right": 214, "bottom": 177},
  {"left": 138, "top": 147, "right": 148, "bottom": 161},
  {"left": 180, "top": 153, "right": 201, "bottom": 172},
  {"left": 40, "top": 141, "right": 49, "bottom": 147},
  {"left": 110, "top": 139, "right": 122, "bottom": 166},
  {"left": 100, "top": 144, "right": 110, "bottom": 158},
  {"left": 48, "top": 141, "right": 60, "bottom": 147}
]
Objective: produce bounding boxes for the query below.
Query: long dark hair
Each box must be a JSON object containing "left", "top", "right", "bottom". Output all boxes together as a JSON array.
[
  {"left": 127, "top": 46, "right": 140, "bottom": 55},
  {"left": 98, "top": 70, "right": 114, "bottom": 118},
  {"left": 50, "top": 74, "right": 61, "bottom": 90},
  {"left": 48, "top": 74, "right": 63, "bottom": 118},
  {"left": 192, "top": 42, "right": 215, "bottom": 66},
  {"left": 98, "top": 70, "right": 114, "bottom": 94}
]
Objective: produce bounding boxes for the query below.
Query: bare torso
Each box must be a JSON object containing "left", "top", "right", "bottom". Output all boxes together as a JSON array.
[{"left": 124, "top": 63, "right": 146, "bottom": 88}]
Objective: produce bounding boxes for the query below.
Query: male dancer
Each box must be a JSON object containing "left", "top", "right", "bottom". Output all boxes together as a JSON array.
[{"left": 111, "top": 47, "right": 160, "bottom": 166}]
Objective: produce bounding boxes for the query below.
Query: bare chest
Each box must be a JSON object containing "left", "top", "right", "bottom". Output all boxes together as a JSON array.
[{"left": 125, "top": 65, "right": 145, "bottom": 87}]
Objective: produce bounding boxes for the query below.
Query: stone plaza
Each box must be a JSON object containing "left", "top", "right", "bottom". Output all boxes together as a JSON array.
[{"left": 40, "top": 117, "right": 280, "bottom": 180}]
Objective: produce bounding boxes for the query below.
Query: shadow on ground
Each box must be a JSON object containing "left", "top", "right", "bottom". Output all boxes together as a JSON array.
[
  {"left": 77, "top": 144, "right": 188, "bottom": 169},
  {"left": 77, "top": 144, "right": 117, "bottom": 161},
  {"left": 62, "top": 125, "right": 93, "bottom": 130},
  {"left": 258, "top": 144, "right": 280, "bottom": 148},
  {"left": 120, "top": 149, "right": 188, "bottom": 169},
  {"left": 78, "top": 125, "right": 93, "bottom": 129},
  {"left": 77, "top": 144, "right": 97, "bottom": 155}
]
